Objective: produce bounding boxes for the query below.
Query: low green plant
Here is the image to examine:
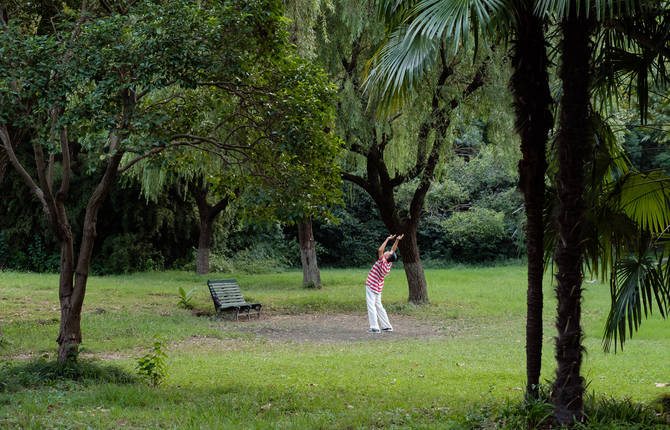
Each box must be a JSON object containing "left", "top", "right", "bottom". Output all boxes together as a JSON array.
[
  {"left": 136, "top": 336, "right": 168, "bottom": 387},
  {"left": 582, "top": 393, "right": 662, "bottom": 428},
  {"left": 0, "top": 357, "right": 136, "bottom": 393},
  {"left": 499, "top": 385, "right": 554, "bottom": 429},
  {"left": 177, "top": 287, "right": 196, "bottom": 309}
]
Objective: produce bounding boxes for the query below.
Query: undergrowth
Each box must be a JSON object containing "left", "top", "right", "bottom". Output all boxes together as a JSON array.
[{"left": 0, "top": 357, "right": 136, "bottom": 393}]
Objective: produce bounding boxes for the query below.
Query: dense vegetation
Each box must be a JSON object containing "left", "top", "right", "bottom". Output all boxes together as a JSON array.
[{"left": 1, "top": 0, "right": 669, "bottom": 427}]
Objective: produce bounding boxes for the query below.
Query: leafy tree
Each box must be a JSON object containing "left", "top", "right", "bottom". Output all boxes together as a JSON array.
[
  {"left": 316, "top": 0, "right": 497, "bottom": 304},
  {"left": 126, "top": 56, "right": 342, "bottom": 276},
  {"left": 0, "top": 0, "right": 286, "bottom": 361}
]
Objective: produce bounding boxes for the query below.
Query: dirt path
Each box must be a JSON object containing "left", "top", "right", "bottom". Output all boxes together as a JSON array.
[
  {"left": 224, "top": 312, "right": 452, "bottom": 343},
  {"left": 5, "top": 313, "right": 456, "bottom": 361}
]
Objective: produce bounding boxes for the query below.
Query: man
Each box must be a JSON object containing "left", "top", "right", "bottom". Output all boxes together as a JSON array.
[{"left": 365, "top": 234, "right": 403, "bottom": 333}]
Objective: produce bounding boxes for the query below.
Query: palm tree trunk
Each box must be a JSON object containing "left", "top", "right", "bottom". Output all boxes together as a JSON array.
[
  {"left": 510, "top": 5, "right": 553, "bottom": 399},
  {"left": 551, "top": 8, "right": 594, "bottom": 426}
]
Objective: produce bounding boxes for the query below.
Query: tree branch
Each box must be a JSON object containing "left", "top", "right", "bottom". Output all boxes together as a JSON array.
[
  {"left": 0, "top": 124, "right": 47, "bottom": 208},
  {"left": 57, "top": 127, "right": 71, "bottom": 199},
  {"left": 341, "top": 171, "right": 372, "bottom": 194}
]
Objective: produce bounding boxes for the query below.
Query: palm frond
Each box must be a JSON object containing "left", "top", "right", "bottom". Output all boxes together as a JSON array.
[
  {"left": 535, "top": 0, "right": 639, "bottom": 21},
  {"left": 603, "top": 252, "right": 669, "bottom": 352},
  {"left": 378, "top": 0, "right": 422, "bottom": 27},
  {"left": 364, "top": 25, "right": 440, "bottom": 116},
  {"left": 367, "top": 0, "right": 511, "bottom": 115},
  {"left": 408, "top": 0, "right": 505, "bottom": 50},
  {"left": 609, "top": 171, "right": 670, "bottom": 237}
]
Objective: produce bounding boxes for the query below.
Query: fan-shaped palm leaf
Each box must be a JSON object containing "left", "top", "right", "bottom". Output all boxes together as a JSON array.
[
  {"left": 367, "top": 0, "right": 509, "bottom": 115},
  {"left": 408, "top": 0, "right": 506, "bottom": 47},
  {"left": 535, "top": 0, "right": 638, "bottom": 21},
  {"left": 608, "top": 171, "right": 670, "bottom": 238},
  {"left": 364, "top": 25, "right": 440, "bottom": 115},
  {"left": 604, "top": 252, "right": 669, "bottom": 351}
]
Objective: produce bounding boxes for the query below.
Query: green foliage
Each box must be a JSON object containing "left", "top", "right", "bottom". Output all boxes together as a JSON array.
[
  {"left": 177, "top": 287, "right": 196, "bottom": 309},
  {"left": 0, "top": 357, "right": 136, "bottom": 393},
  {"left": 313, "top": 187, "right": 388, "bottom": 267},
  {"left": 442, "top": 207, "right": 507, "bottom": 261},
  {"left": 136, "top": 336, "right": 167, "bottom": 387},
  {"left": 0, "top": 231, "right": 9, "bottom": 270},
  {"left": 97, "top": 234, "right": 164, "bottom": 275},
  {"left": 26, "top": 235, "right": 59, "bottom": 273},
  {"left": 581, "top": 394, "right": 664, "bottom": 428},
  {"left": 206, "top": 247, "right": 290, "bottom": 275}
]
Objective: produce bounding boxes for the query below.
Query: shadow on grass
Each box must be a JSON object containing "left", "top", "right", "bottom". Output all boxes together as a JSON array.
[{"left": 0, "top": 358, "right": 137, "bottom": 393}]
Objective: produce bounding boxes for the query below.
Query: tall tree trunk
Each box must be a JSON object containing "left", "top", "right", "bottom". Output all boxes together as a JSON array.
[
  {"left": 192, "top": 181, "right": 229, "bottom": 275},
  {"left": 510, "top": 5, "right": 553, "bottom": 399},
  {"left": 551, "top": 8, "right": 593, "bottom": 426},
  {"left": 57, "top": 151, "right": 123, "bottom": 362},
  {"left": 298, "top": 218, "right": 321, "bottom": 289},
  {"left": 398, "top": 224, "right": 428, "bottom": 303},
  {"left": 56, "top": 229, "right": 76, "bottom": 361},
  {"left": 196, "top": 213, "right": 214, "bottom": 275}
]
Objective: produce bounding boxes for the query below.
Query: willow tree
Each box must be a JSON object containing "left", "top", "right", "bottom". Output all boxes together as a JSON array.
[
  {"left": 314, "top": 0, "right": 497, "bottom": 303},
  {"left": 0, "top": 0, "right": 286, "bottom": 361}
]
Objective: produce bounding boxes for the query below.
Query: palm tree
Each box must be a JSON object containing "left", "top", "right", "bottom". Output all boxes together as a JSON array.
[
  {"left": 535, "top": 0, "right": 670, "bottom": 422},
  {"left": 368, "top": 0, "right": 553, "bottom": 399}
]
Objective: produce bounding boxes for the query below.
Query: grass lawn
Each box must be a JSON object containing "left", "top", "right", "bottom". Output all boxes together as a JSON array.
[{"left": 1, "top": 264, "right": 669, "bottom": 428}]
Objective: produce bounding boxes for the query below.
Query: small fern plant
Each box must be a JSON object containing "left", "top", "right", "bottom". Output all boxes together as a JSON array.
[
  {"left": 136, "top": 336, "right": 167, "bottom": 387},
  {"left": 177, "top": 287, "right": 196, "bottom": 309}
]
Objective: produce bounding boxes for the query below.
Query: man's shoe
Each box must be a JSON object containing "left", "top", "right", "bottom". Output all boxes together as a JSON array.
[
  {"left": 367, "top": 328, "right": 381, "bottom": 333},
  {"left": 382, "top": 327, "right": 393, "bottom": 332}
]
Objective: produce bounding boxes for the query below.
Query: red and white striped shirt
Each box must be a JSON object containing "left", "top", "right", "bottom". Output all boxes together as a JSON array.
[{"left": 366, "top": 258, "right": 392, "bottom": 294}]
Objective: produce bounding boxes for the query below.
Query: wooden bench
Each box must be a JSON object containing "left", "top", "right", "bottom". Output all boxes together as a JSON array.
[{"left": 207, "top": 279, "right": 262, "bottom": 320}]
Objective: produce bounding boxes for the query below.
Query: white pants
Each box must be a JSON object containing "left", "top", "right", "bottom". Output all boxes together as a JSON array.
[{"left": 366, "top": 287, "right": 392, "bottom": 330}]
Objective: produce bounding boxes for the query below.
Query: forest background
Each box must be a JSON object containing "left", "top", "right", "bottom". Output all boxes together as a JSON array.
[{"left": 0, "top": 0, "right": 668, "bottom": 276}]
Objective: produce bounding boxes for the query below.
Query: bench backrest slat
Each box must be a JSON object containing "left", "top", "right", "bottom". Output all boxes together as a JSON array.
[{"left": 207, "top": 279, "right": 249, "bottom": 307}]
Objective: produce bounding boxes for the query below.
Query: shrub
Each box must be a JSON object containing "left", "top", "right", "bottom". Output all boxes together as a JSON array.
[
  {"left": 442, "top": 207, "right": 507, "bottom": 262},
  {"left": 177, "top": 287, "right": 196, "bottom": 309},
  {"left": 136, "top": 336, "right": 168, "bottom": 387}
]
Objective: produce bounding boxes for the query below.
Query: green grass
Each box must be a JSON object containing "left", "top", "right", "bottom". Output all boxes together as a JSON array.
[{"left": 1, "top": 265, "right": 669, "bottom": 429}]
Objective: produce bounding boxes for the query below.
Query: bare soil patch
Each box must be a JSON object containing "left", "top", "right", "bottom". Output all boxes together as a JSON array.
[{"left": 223, "top": 312, "right": 451, "bottom": 343}]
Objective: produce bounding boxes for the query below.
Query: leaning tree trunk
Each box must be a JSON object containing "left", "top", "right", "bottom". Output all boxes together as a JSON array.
[
  {"left": 551, "top": 8, "right": 593, "bottom": 426},
  {"left": 398, "top": 224, "right": 428, "bottom": 304},
  {"left": 57, "top": 151, "right": 123, "bottom": 362},
  {"left": 510, "top": 5, "right": 553, "bottom": 400},
  {"left": 297, "top": 218, "right": 321, "bottom": 289}
]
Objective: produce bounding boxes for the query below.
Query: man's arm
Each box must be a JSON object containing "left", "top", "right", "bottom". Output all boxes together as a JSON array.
[
  {"left": 378, "top": 235, "right": 396, "bottom": 259},
  {"left": 390, "top": 234, "right": 404, "bottom": 253}
]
